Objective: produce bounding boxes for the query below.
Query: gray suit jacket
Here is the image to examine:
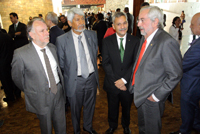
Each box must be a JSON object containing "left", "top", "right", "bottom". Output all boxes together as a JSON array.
[
  {"left": 11, "top": 42, "right": 65, "bottom": 115},
  {"left": 56, "top": 30, "right": 99, "bottom": 97},
  {"left": 129, "top": 29, "right": 182, "bottom": 108}
]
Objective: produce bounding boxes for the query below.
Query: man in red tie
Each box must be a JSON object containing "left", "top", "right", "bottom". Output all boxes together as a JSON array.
[
  {"left": 102, "top": 12, "right": 139, "bottom": 134},
  {"left": 129, "top": 6, "right": 182, "bottom": 134}
]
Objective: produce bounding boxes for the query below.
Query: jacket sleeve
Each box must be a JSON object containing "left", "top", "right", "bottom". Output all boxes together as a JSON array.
[{"left": 11, "top": 49, "right": 25, "bottom": 91}]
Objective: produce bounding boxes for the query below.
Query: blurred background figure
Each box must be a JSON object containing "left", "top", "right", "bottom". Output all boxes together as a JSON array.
[
  {"left": 38, "top": 14, "right": 43, "bottom": 19},
  {"left": 57, "top": 15, "right": 71, "bottom": 33},
  {"left": 180, "top": 11, "right": 185, "bottom": 28},
  {"left": 169, "top": 16, "right": 183, "bottom": 44}
]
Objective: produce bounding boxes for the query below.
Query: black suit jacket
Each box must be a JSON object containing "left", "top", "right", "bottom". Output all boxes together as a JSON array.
[
  {"left": 49, "top": 25, "right": 65, "bottom": 45},
  {"left": 102, "top": 33, "right": 140, "bottom": 94},
  {"left": 0, "top": 31, "right": 14, "bottom": 68},
  {"left": 8, "top": 22, "right": 29, "bottom": 49},
  {"left": 92, "top": 20, "right": 108, "bottom": 49}
]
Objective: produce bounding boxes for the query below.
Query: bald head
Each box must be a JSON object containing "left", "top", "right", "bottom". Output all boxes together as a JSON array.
[{"left": 190, "top": 13, "right": 200, "bottom": 35}]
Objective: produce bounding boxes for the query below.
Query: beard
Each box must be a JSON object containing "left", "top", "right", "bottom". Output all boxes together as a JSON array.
[{"left": 74, "top": 24, "right": 85, "bottom": 33}]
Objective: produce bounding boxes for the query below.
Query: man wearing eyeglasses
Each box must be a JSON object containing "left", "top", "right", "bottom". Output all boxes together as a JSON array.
[{"left": 129, "top": 6, "right": 182, "bottom": 133}]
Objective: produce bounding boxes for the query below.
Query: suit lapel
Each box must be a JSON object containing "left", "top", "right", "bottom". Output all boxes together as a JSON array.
[
  {"left": 84, "top": 30, "right": 95, "bottom": 65},
  {"left": 123, "top": 34, "right": 131, "bottom": 64},
  {"left": 27, "top": 43, "right": 47, "bottom": 79},
  {"left": 112, "top": 34, "right": 122, "bottom": 64},
  {"left": 67, "top": 30, "right": 77, "bottom": 61},
  {"left": 138, "top": 29, "right": 161, "bottom": 68}
]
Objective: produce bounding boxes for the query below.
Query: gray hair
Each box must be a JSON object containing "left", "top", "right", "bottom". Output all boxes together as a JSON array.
[
  {"left": 46, "top": 12, "right": 58, "bottom": 25},
  {"left": 112, "top": 12, "right": 127, "bottom": 24},
  {"left": 140, "top": 6, "right": 164, "bottom": 29},
  {"left": 67, "top": 7, "right": 85, "bottom": 22},
  {"left": 27, "top": 18, "right": 45, "bottom": 40}
]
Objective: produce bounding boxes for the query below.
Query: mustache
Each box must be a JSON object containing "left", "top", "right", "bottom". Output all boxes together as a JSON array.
[
  {"left": 78, "top": 24, "right": 85, "bottom": 29},
  {"left": 139, "top": 27, "right": 144, "bottom": 30},
  {"left": 119, "top": 28, "right": 127, "bottom": 31}
]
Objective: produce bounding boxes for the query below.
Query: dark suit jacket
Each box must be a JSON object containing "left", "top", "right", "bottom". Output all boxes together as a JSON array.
[
  {"left": 49, "top": 25, "right": 65, "bottom": 45},
  {"left": 102, "top": 33, "right": 140, "bottom": 94},
  {"left": 92, "top": 20, "right": 108, "bottom": 47},
  {"left": 56, "top": 30, "right": 99, "bottom": 97},
  {"left": 8, "top": 22, "right": 29, "bottom": 49},
  {"left": 11, "top": 42, "right": 65, "bottom": 115},
  {"left": 181, "top": 37, "right": 200, "bottom": 98},
  {"left": 0, "top": 31, "right": 14, "bottom": 68},
  {"left": 126, "top": 13, "right": 134, "bottom": 34},
  {"left": 129, "top": 29, "right": 182, "bottom": 108}
]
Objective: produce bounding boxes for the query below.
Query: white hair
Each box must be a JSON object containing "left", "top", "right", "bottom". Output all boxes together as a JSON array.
[
  {"left": 140, "top": 6, "right": 164, "bottom": 29},
  {"left": 67, "top": 7, "right": 84, "bottom": 22}
]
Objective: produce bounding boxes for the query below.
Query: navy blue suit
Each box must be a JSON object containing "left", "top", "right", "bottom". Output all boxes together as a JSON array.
[
  {"left": 180, "top": 37, "right": 200, "bottom": 133},
  {"left": 49, "top": 25, "right": 64, "bottom": 45}
]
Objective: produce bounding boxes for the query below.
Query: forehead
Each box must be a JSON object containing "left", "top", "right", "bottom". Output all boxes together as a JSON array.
[
  {"left": 73, "top": 14, "right": 84, "bottom": 19},
  {"left": 10, "top": 15, "right": 14, "bottom": 18},
  {"left": 33, "top": 21, "right": 46, "bottom": 30},
  {"left": 139, "top": 9, "right": 149, "bottom": 18},
  {"left": 114, "top": 16, "right": 126, "bottom": 23}
]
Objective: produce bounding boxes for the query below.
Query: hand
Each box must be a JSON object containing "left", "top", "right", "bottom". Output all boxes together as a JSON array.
[
  {"left": 119, "top": 85, "right": 127, "bottom": 91},
  {"left": 147, "top": 95, "right": 156, "bottom": 102},
  {"left": 114, "top": 79, "right": 125, "bottom": 89},
  {"left": 15, "top": 32, "right": 21, "bottom": 36},
  {"left": 62, "top": 25, "right": 68, "bottom": 30}
]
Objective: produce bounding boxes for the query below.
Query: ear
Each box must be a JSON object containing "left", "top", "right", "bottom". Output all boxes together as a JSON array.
[
  {"left": 112, "top": 23, "right": 115, "bottom": 30},
  {"left": 68, "top": 20, "right": 72, "bottom": 27},
  {"left": 153, "top": 18, "right": 159, "bottom": 28},
  {"left": 29, "top": 31, "right": 35, "bottom": 40}
]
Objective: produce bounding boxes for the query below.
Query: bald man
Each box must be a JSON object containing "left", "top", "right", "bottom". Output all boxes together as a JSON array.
[{"left": 170, "top": 13, "right": 200, "bottom": 134}]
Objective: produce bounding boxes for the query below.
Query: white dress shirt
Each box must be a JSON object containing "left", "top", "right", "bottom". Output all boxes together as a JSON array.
[
  {"left": 71, "top": 30, "right": 94, "bottom": 76},
  {"left": 32, "top": 42, "right": 60, "bottom": 88},
  {"left": 169, "top": 25, "right": 179, "bottom": 42},
  {"left": 116, "top": 33, "right": 127, "bottom": 84},
  {"left": 144, "top": 29, "right": 160, "bottom": 102}
]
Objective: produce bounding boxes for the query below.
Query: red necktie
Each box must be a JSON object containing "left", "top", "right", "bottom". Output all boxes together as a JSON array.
[{"left": 132, "top": 40, "right": 147, "bottom": 86}]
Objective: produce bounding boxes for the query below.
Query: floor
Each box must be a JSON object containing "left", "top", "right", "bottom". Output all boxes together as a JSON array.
[{"left": 0, "top": 28, "right": 198, "bottom": 134}]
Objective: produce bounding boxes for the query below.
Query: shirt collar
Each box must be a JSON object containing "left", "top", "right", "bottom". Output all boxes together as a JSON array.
[
  {"left": 71, "top": 30, "right": 84, "bottom": 38},
  {"left": 32, "top": 41, "right": 47, "bottom": 51},
  {"left": 146, "top": 28, "right": 158, "bottom": 43},
  {"left": 115, "top": 33, "right": 127, "bottom": 40}
]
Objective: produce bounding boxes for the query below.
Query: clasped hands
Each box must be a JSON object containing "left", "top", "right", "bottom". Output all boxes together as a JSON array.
[{"left": 114, "top": 79, "right": 127, "bottom": 91}]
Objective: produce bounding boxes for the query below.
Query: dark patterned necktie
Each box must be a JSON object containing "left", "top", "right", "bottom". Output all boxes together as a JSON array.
[{"left": 41, "top": 49, "right": 57, "bottom": 94}]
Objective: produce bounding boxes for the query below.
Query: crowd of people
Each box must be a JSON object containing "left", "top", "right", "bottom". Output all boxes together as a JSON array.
[{"left": 0, "top": 2, "right": 200, "bottom": 134}]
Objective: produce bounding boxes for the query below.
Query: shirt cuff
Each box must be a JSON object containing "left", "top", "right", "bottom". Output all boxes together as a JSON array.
[
  {"left": 152, "top": 93, "right": 160, "bottom": 102},
  {"left": 121, "top": 78, "right": 127, "bottom": 84}
]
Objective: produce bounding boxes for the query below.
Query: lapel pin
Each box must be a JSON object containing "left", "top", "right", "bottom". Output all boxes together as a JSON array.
[{"left": 151, "top": 44, "right": 153, "bottom": 46}]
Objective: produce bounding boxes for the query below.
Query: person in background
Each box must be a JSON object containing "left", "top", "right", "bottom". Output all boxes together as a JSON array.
[
  {"left": 169, "top": 16, "right": 183, "bottom": 44},
  {"left": 92, "top": 13, "right": 108, "bottom": 64},
  {"left": 124, "top": 7, "right": 134, "bottom": 34},
  {"left": 129, "top": 6, "right": 182, "bottom": 133},
  {"left": 45, "top": 12, "right": 65, "bottom": 45},
  {"left": 180, "top": 11, "right": 186, "bottom": 28},
  {"left": 11, "top": 18, "right": 66, "bottom": 134},
  {"left": 38, "top": 14, "right": 43, "bottom": 19},
  {"left": 57, "top": 15, "right": 71, "bottom": 33},
  {"left": 29, "top": 16, "right": 33, "bottom": 21}
]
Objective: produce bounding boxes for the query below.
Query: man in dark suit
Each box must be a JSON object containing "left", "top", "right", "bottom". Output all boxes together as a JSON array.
[
  {"left": 0, "top": 31, "right": 16, "bottom": 102},
  {"left": 56, "top": 7, "right": 99, "bottom": 134},
  {"left": 102, "top": 12, "right": 139, "bottom": 134},
  {"left": 45, "top": 12, "right": 65, "bottom": 45},
  {"left": 8, "top": 12, "right": 29, "bottom": 49},
  {"left": 129, "top": 6, "right": 182, "bottom": 134},
  {"left": 124, "top": 7, "right": 134, "bottom": 34},
  {"left": 57, "top": 15, "right": 71, "bottom": 33},
  {"left": 92, "top": 13, "right": 108, "bottom": 55},
  {"left": 170, "top": 13, "right": 200, "bottom": 134},
  {"left": 11, "top": 18, "right": 66, "bottom": 134}
]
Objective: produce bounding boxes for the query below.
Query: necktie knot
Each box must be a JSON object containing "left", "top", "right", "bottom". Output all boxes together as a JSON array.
[
  {"left": 78, "top": 35, "right": 82, "bottom": 41},
  {"left": 41, "top": 48, "right": 46, "bottom": 53},
  {"left": 120, "top": 38, "right": 124, "bottom": 41}
]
